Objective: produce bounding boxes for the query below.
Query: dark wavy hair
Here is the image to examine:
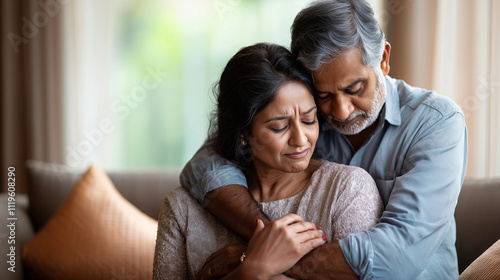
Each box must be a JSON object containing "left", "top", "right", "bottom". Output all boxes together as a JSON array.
[{"left": 209, "top": 43, "right": 314, "bottom": 169}]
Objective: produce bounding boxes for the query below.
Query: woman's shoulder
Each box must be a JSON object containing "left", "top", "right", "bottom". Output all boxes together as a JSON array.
[
  {"left": 312, "top": 160, "right": 375, "bottom": 184},
  {"left": 157, "top": 187, "right": 208, "bottom": 228},
  {"left": 165, "top": 186, "right": 192, "bottom": 200},
  {"left": 313, "top": 160, "right": 369, "bottom": 175},
  {"left": 161, "top": 187, "right": 200, "bottom": 211}
]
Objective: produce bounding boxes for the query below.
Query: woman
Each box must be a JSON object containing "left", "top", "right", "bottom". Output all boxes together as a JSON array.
[{"left": 153, "top": 43, "right": 382, "bottom": 279}]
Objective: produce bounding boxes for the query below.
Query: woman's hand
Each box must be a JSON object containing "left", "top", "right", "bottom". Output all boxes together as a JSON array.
[{"left": 240, "top": 213, "right": 326, "bottom": 279}]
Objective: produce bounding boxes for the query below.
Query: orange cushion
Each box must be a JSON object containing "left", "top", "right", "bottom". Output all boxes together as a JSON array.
[
  {"left": 459, "top": 239, "right": 500, "bottom": 280},
  {"left": 22, "top": 164, "right": 158, "bottom": 280}
]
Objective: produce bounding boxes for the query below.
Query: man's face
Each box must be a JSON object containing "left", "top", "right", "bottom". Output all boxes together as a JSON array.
[{"left": 312, "top": 48, "right": 386, "bottom": 135}]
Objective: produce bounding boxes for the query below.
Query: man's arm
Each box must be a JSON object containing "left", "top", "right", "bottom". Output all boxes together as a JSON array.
[
  {"left": 287, "top": 241, "right": 358, "bottom": 279},
  {"left": 291, "top": 107, "right": 467, "bottom": 279},
  {"left": 342, "top": 111, "right": 467, "bottom": 279},
  {"left": 180, "top": 140, "right": 269, "bottom": 239},
  {"left": 205, "top": 185, "right": 270, "bottom": 240}
]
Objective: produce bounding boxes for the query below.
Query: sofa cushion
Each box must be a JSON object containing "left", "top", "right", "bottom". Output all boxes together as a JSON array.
[
  {"left": 26, "top": 161, "right": 82, "bottom": 232},
  {"left": 26, "top": 160, "right": 180, "bottom": 231},
  {"left": 459, "top": 239, "right": 500, "bottom": 279},
  {"left": 22, "top": 164, "right": 158, "bottom": 280}
]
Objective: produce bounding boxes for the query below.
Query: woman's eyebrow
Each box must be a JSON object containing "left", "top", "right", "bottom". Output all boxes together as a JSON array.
[
  {"left": 303, "top": 106, "right": 317, "bottom": 115},
  {"left": 265, "top": 116, "right": 288, "bottom": 123},
  {"left": 265, "top": 107, "right": 317, "bottom": 123}
]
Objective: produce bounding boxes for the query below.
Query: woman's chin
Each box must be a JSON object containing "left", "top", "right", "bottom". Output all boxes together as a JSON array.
[{"left": 287, "top": 160, "right": 310, "bottom": 173}]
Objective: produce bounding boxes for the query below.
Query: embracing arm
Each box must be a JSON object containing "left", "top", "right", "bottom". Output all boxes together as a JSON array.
[
  {"left": 293, "top": 111, "right": 467, "bottom": 279},
  {"left": 201, "top": 215, "right": 325, "bottom": 280},
  {"left": 346, "top": 112, "right": 466, "bottom": 279},
  {"left": 288, "top": 241, "right": 357, "bottom": 279},
  {"left": 205, "top": 186, "right": 270, "bottom": 240},
  {"left": 180, "top": 141, "right": 269, "bottom": 240},
  {"left": 288, "top": 110, "right": 466, "bottom": 279}
]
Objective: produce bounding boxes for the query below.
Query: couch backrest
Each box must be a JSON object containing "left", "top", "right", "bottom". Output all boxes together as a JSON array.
[
  {"left": 26, "top": 160, "right": 500, "bottom": 273},
  {"left": 455, "top": 177, "right": 500, "bottom": 273},
  {"left": 26, "top": 160, "right": 181, "bottom": 232}
]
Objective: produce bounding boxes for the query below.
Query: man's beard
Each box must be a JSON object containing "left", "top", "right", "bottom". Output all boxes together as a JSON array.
[{"left": 325, "top": 70, "right": 386, "bottom": 135}]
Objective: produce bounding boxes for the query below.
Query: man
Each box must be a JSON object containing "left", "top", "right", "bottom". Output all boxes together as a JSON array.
[{"left": 181, "top": 0, "right": 467, "bottom": 279}]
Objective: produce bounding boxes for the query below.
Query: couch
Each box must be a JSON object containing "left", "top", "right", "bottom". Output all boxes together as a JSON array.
[{"left": 0, "top": 160, "right": 499, "bottom": 279}]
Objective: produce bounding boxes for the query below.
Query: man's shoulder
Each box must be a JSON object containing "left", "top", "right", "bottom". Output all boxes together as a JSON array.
[{"left": 389, "top": 77, "right": 463, "bottom": 117}]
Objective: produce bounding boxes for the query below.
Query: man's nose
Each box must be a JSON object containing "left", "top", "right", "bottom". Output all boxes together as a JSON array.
[{"left": 331, "top": 95, "right": 355, "bottom": 120}]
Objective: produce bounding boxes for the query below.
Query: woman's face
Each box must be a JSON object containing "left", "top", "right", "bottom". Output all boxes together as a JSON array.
[{"left": 249, "top": 81, "right": 319, "bottom": 174}]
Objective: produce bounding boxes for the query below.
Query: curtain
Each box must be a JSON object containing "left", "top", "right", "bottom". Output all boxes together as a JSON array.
[
  {"left": 1, "top": 0, "right": 118, "bottom": 193},
  {"left": 1, "top": 0, "right": 67, "bottom": 193},
  {"left": 59, "top": 0, "right": 118, "bottom": 170},
  {"left": 386, "top": 0, "right": 500, "bottom": 178}
]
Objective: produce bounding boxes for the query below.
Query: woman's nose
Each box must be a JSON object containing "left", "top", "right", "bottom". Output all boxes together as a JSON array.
[{"left": 289, "top": 125, "right": 307, "bottom": 147}]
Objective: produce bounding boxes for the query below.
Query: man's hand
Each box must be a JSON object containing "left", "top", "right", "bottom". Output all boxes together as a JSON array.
[{"left": 196, "top": 243, "right": 247, "bottom": 280}]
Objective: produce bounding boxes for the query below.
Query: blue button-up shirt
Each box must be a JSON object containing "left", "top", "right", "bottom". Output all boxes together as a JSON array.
[{"left": 180, "top": 76, "right": 468, "bottom": 279}]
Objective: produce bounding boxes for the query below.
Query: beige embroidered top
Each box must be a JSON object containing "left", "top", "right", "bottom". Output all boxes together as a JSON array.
[{"left": 153, "top": 161, "right": 383, "bottom": 279}]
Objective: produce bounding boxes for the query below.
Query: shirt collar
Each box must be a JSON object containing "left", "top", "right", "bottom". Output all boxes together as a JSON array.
[{"left": 383, "top": 75, "right": 401, "bottom": 126}]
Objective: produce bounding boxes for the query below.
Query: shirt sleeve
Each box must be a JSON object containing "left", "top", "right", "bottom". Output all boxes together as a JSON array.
[
  {"left": 179, "top": 140, "right": 248, "bottom": 205},
  {"left": 339, "top": 111, "right": 467, "bottom": 279}
]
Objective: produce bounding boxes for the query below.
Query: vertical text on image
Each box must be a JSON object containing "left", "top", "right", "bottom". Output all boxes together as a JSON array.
[{"left": 7, "top": 166, "right": 17, "bottom": 273}]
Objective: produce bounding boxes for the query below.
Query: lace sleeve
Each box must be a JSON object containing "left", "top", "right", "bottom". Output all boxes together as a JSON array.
[
  {"left": 331, "top": 167, "right": 383, "bottom": 240},
  {"left": 153, "top": 189, "right": 188, "bottom": 279}
]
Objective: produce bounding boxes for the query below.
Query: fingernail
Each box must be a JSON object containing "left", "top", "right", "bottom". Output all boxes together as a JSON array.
[
  {"left": 314, "top": 223, "right": 317, "bottom": 228},
  {"left": 322, "top": 236, "right": 327, "bottom": 241}
]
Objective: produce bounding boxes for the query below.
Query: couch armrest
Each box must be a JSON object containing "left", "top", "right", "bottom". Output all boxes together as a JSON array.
[{"left": 0, "top": 193, "right": 34, "bottom": 280}]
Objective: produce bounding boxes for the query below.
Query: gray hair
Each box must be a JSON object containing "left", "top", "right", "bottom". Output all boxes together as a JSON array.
[{"left": 291, "top": 0, "right": 386, "bottom": 71}]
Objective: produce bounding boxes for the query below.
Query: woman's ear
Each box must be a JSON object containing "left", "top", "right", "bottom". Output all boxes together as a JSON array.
[{"left": 380, "top": 42, "right": 391, "bottom": 76}]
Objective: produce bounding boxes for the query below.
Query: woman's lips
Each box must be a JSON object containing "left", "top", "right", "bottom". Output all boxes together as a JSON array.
[{"left": 286, "top": 149, "right": 309, "bottom": 159}]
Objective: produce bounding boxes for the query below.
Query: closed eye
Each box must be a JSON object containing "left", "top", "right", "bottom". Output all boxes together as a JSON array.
[
  {"left": 345, "top": 87, "right": 362, "bottom": 95},
  {"left": 316, "top": 91, "right": 332, "bottom": 101},
  {"left": 342, "top": 79, "right": 364, "bottom": 95},
  {"left": 303, "top": 120, "right": 317, "bottom": 125},
  {"left": 271, "top": 126, "right": 288, "bottom": 133}
]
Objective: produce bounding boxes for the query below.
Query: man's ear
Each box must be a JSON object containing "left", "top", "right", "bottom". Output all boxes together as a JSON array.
[{"left": 380, "top": 42, "right": 391, "bottom": 76}]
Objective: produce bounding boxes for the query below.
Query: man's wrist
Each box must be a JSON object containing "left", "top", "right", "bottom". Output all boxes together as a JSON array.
[
  {"left": 286, "top": 241, "right": 358, "bottom": 279},
  {"left": 238, "top": 258, "right": 271, "bottom": 280}
]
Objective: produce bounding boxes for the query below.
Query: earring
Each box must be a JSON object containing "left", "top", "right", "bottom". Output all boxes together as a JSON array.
[{"left": 240, "top": 138, "right": 247, "bottom": 146}]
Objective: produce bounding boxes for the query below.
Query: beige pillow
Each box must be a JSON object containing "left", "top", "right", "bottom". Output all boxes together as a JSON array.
[
  {"left": 22, "top": 164, "right": 158, "bottom": 280},
  {"left": 459, "top": 239, "right": 500, "bottom": 280}
]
